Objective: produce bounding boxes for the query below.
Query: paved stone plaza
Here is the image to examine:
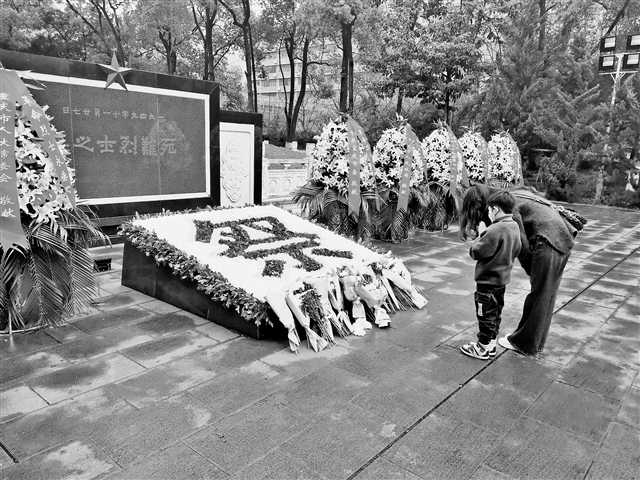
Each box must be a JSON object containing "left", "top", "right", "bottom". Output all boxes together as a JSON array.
[{"left": 1, "top": 203, "right": 638, "bottom": 480}]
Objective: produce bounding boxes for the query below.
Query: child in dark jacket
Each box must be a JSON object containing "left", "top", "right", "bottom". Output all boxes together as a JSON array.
[{"left": 460, "top": 191, "right": 522, "bottom": 360}]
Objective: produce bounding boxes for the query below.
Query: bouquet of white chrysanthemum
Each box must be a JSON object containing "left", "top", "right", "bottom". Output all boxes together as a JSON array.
[
  {"left": 459, "top": 130, "right": 489, "bottom": 183},
  {"left": 309, "top": 119, "right": 375, "bottom": 196},
  {"left": 372, "top": 125, "right": 424, "bottom": 189},
  {"left": 15, "top": 112, "right": 75, "bottom": 224},
  {"left": 487, "top": 131, "right": 522, "bottom": 185}
]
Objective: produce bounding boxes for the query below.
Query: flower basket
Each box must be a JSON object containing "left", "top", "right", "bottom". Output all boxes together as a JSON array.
[
  {"left": 0, "top": 70, "right": 107, "bottom": 332},
  {"left": 371, "top": 123, "right": 430, "bottom": 242},
  {"left": 293, "top": 116, "right": 378, "bottom": 241},
  {"left": 487, "top": 131, "right": 523, "bottom": 187},
  {"left": 459, "top": 129, "right": 490, "bottom": 184},
  {"left": 420, "top": 123, "right": 467, "bottom": 230}
]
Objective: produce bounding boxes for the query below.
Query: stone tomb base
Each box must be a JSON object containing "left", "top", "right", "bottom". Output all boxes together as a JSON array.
[{"left": 121, "top": 241, "right": 284, "bottom": 340}]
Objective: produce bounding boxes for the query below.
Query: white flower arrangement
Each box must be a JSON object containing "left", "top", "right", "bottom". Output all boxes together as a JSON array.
[
  {"left": 421, "top": 127, "right": 452, "bottom": 184},
  {"left": 459, "top": 131, "right": 487, "bottom": 183},
  {"left": 487, "top": 131, "right": 521, "bottom": 184},
  {"left": 15, "top": 112, "right": 75, "bottom": 223},
  {"left": 125, "top": 205, "right": 427, "bottom": 352},
  {"left": 309, "top": 119, "right": 375, "bottom": 196},
  {"left": 372, "top": 125, "right": 424, "bottom": 189}
]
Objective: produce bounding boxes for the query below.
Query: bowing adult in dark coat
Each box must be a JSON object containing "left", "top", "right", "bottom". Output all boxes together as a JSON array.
[{"left": 459, "top": 185, "right": 577, "bottom": 355}]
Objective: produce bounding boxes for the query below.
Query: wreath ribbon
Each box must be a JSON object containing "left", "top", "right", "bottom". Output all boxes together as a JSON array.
[
  {"left": 13, "top": 77, "right": 76, "bottom": 206},
  {"left": 345, "top": 117, "right": 361, "bottom": 218},
  {"left": 479, "top": 134, "right": 490, "bottom": 182},
  {"left": 343, "top": 115, "right": 380, "bottom": 217},
  {"left": 0, "top": 70, "right": 28, "bottom": 251},
  {"left": 509, "top": 134, "right": 524, "bottom": 186},
  {"left": 447, "top": 126, "right": 468, "bottom": 192},
  {"left": 397, "top": 124, "right": 418, "bottom": 212}
]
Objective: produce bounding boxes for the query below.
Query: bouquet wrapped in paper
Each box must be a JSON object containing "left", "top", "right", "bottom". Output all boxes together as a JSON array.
[
  {"left": 327, "top": 272, "right": 355, "bottom": 335},
  {"left": 379, "top": 254, "right": 428, "bottom": 310},
  {"left": 355, "top": 266, "right": 391, "bottom": 328},
  {"left": 265, "top": 292, "right": 301, "bottom": 353},
  {"left": 307, "top": 274, "right": 350, "bottom": 337},
  {"left": 339, "top": 266, "right": 372, "bottom": 336},
  {"left": 487, "top": 131, "right": 523, "bottom": 186},
  {"left": 285, "top": 284, "right": 330, "bottom": 352},
  {"left": 298, "top": 283, "right": 334, "bottom": 343}
]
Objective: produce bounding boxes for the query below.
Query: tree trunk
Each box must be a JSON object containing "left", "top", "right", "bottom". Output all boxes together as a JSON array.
[
  {"left": 592, "top": 0, "right": 632, "bottom": 53},
  {"left": 538, "top": 0, "right": 546, "bottom": 52},
  {"left": 339, "top": 21, "right": 353, "bottom": 113},
  {"left": 204, "top": 13, "right": 214, "bottom": 80},
  {"left": 396, "top": 86, "right": 404, "bottom": 115},
  {"left": 603, "top": 0, "right": 631, "bottom": 37},
  {"left": 193, "top": 1, "right": 217, "bottom": 81},
  {"left": 169, "top": 50, "right": 177, "bottom": 74},
  {"left": 159, "top": 30, "right": 177, "bottom": 75},
  {"left": 444, "top": 69, "right": 451, "bottom": 124},
  {"left": 289, "top": 38, "right": 311, "bottom": 142},
  {"left": 249, "top": 24, "right": 258, "bottom": 113},
  {"left": 242, "top": 29, "right": 255, "bottom": 111},
  {"left": 284, "top": 36, "right": 296, "bottom": 140}
]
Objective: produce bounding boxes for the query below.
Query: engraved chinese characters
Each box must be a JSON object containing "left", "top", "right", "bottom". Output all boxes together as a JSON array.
[
  {"left": 32, "top": 79, "right": 208, "bottom": 202},
  {"left": 73, "top": 134, "right": 176, "bottom": 156},
  {"left": 0, "top": 70, "right": 27, "bottom": 249},
  {"left": 68, "top": 108, "right": 173, "bottom": 156}
]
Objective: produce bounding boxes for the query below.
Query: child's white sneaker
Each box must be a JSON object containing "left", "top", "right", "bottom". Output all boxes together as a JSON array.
[{"left": 460, "top": 342, "right": 492, "bottom": 360}]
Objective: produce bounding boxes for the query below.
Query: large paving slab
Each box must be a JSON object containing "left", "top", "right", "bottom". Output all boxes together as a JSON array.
[{"left": 0, "top": 203, "right": 639, "bottom": 479}]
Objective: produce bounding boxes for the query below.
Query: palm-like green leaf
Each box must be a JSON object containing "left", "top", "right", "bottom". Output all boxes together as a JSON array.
[
  {"left": 27, "top": 246, "right": 67, "bottom": 326},
  {"left": 1, "top": 204, "right": 108, "bottom": 331},
  {"left": 390, "top": 209, "right": 411, "bottom": 243},
  {"left": 293, "top": 180, "right": 382, "bottom": 241},
  {"left": 65, "top": 247, "right": 96, "bottom": 315},
  {"left": 1, "top": 246, "right": 28, "bottom": 329}
]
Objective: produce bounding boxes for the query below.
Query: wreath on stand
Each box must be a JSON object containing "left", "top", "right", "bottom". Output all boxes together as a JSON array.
[
  {"left": 372, "top": 121, "right": 430, "bottom": 242},
  {"left": 487, "top": 131, "right": 523, "bottom": 187},
  {"left": 419, "top": 122, "right": 467, "bottom": 230},
  {"left": 293, "top": 115, "right": 378, "bottom": 241},
  {"left": 0, "top": 70, "right": 107, "bottom": 333},
  {"left": 459, "top": 128, "right": 490, "bottom": 185}
]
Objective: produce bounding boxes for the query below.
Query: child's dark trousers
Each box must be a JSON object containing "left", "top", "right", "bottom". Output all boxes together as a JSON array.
[{"left": 475, "top": 283, "right": 506, "bottom": 345}]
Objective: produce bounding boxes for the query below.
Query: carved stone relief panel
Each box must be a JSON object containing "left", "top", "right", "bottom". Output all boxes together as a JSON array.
[{"left": 219, "top": 122, "right": 254, "bottom": 206}]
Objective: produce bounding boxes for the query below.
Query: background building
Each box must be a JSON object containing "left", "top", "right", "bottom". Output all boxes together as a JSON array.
[{"left": 256, "top": 44, "right": 341, "bottom": 140}]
